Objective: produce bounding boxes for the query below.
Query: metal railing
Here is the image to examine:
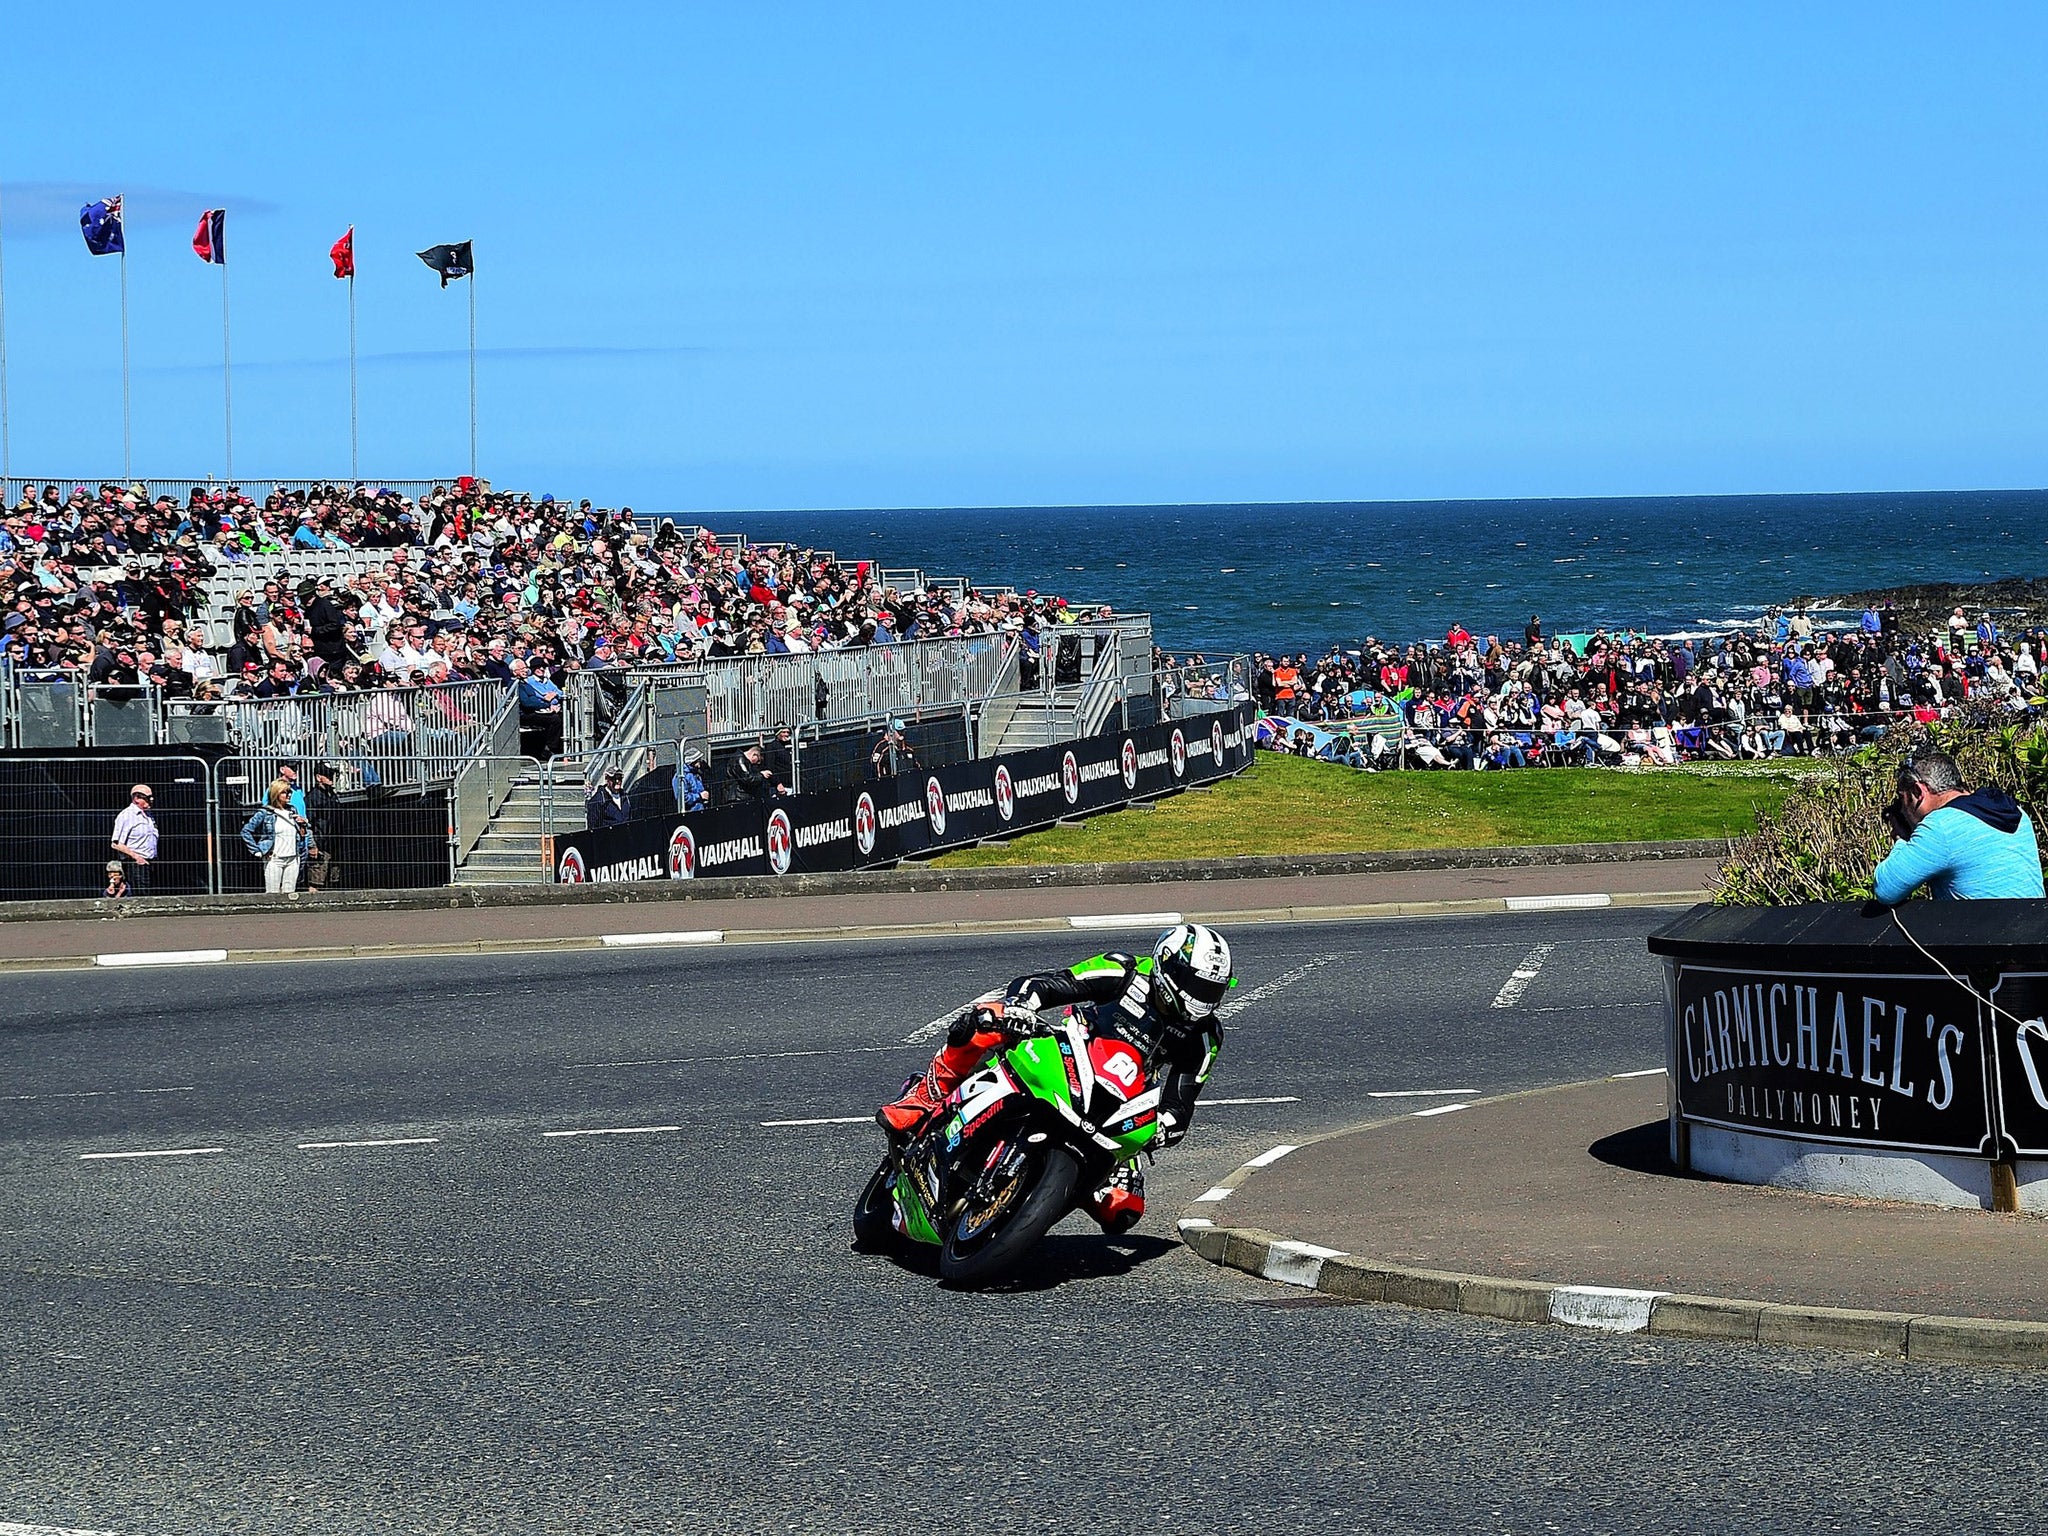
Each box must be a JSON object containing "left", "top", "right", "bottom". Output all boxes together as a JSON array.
[
  {"left": 4, "top": 477, "right": 458, "bottom": 505},
  {"left": 450, "top": 689, "right": 525, "bottom": 860}
]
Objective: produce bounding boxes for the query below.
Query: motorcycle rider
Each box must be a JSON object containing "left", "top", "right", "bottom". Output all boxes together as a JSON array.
[{"left": 877, "top": 923, "right": 1235, "bottom": 1233}]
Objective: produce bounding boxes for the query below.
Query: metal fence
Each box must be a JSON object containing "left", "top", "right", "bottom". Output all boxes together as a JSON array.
[
  {"left": 212, "top": 755, "right": 457, "bottom": 893},
  {"left": 0, "top": 753, "right": 216, "bottom": 900},
  {"left": 4, "top": 477, "right": 457, "bottom": 505}
]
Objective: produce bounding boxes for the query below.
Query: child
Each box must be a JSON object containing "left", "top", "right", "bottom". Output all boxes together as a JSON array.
[{"left": 104, "top": 859, "right": 131, "bottom": 899}]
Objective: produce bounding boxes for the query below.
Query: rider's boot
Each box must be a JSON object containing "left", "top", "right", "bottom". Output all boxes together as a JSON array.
[
  {"left": 876, "top": 1036, "right": 995, "bottom": 1135},
  {"left": 1087, "top": 1164, "right": 1146, "bottom": 1235}
]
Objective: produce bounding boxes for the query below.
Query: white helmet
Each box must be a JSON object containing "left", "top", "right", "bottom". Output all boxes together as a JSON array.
[{"left": 1151, "top": 923, "right": 1234, "bottom": 1021}]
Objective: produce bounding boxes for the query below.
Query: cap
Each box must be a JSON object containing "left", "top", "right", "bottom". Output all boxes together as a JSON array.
[
  {"left": 107, "top": 860, "right": 126, "bottom": 874},
  {"left": 683, "top": 747, "right": 706, "bottom": 765}
]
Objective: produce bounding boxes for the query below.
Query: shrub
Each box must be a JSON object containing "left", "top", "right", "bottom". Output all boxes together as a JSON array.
[{"left": 1712, "top": 712, "right": 2048, "bottom": 905}]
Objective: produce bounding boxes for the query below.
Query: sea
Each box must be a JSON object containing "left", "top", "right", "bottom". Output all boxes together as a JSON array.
[{"left": 698, "top": 490, "right": 2048, "bottom": 656}]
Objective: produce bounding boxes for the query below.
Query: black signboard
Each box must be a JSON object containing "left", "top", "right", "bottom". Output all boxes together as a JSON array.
[
  {"left": 1672, "top": 963, "right": 1994, "bottom": 1156},
  {"left": 1987, "top": 973, "right": 2048, "bottom": 1157},
  {"left": 551, "top": 707, "right": 1254, "bottom": 886}
]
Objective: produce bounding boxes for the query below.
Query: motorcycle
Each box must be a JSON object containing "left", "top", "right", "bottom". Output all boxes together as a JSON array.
[{"left": 853, "top": 995, "right": 1160, "bottom": 1287}]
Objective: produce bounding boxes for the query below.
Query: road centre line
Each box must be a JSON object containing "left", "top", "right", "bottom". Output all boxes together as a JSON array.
[
  {"left": 1412, "top": 1103, "right": 1470, "bottom": 1118},
  {"left": 0, "top": 1521, "right": 124, "bottom": 1536},
  {"left": 598, "top": 930, "right": 724, "bottom": 948},
  {"left": 541, "top": 1124, "right": 682, "bottom": 1138},
  {"left": 760, "top": 1116, "right": 872, "bottom": 1127},
  {"left": 566, "top": 1043, "right": 908, "bottom": 1071},
  {"left": 297, "top": 1137, "right": 439, "bottom": 1150},
  {"left": 93, "top": 948, "right": 228, "bottom": 968},
  {"left": 1, "top": 1086, "right": 195, "bottom": 1102},
  {"left": 1612, "top": 1066, "right": 1668, "bottom": 1078},
  {"left": 1490, "top": 943, "right": 1557, "bottom": 1008},
  {"left": 1200, "top": 1096, "right": 1301, "bottom": 1106},
  {"left": 78, "top": 1147, "right": 224, "bottom": 1161},
  {"left": 1366, "top": 1088, "right": 1477, "bottom": 1098}
]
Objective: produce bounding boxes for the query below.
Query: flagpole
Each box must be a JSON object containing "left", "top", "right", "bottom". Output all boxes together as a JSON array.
[
  {"left": 348, "top": 271, "right": 359, "bottom": 483},
  {"left": 0, "top": 180, "right": 12, "bottom": 490},
  {"left": 119, "top": 247, "right": 131, "bottom": 482},
  {"left": 467, "top": 261, "right": 477, "bottom": 479},
  {"left": 220, "top": 248, "right": 234, "bottom": 481}
]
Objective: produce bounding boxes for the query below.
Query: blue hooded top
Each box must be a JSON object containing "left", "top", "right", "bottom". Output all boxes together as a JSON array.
[{"left": 1874, "top": 787, "right": 2046, "bottom": 903}]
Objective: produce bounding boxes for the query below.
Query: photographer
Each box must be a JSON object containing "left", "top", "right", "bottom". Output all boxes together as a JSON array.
[{"left": 1873, "top": 751, "right": 2045, "bottom": 904}]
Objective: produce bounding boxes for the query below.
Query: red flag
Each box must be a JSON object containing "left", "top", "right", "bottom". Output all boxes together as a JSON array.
[
  {"left": 192, "top": 208, "right": 225, "bottom": 265},
  {"left": 330, "top": 227, "right": 355, "bottom": 279}
]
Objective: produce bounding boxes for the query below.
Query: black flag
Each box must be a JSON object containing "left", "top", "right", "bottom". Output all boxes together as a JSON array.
[{"left": 417, "top": 240, "right": 474, "bottom": 288}]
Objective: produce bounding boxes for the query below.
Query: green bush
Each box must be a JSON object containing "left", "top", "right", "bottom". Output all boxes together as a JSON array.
[{"left": 1713, "top": 714, "right": 2048, "bottom": 905}]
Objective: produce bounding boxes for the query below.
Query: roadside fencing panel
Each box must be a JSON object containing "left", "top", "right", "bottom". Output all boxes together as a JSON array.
[
  {"left": 212, "top": 755, "right": 455, "bottom": 894},
  {"left": 0, "top": 753, "right": 214, "bottom": 901},
  {"left": 86, "top": 685, "right": 162, "bottom": 747}
]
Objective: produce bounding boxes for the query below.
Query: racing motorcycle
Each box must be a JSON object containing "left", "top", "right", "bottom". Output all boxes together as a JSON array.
[{"left": 853, "top": 993, "right": 1160, "bottom": 1288}]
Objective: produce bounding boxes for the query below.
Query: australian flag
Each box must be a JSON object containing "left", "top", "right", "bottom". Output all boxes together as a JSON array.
[
  {"left": 80, "top": 196, "right": 124, "bottom": 256},
  {"left": 192, "top": 208, "right": 226, "bottom": 265},
  {"left": 416, "top": 240, "right": 473, "bottom": 287}
]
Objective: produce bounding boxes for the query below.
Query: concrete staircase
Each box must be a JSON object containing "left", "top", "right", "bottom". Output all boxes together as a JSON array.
[{"left": 454, "top": 760, "right": 581, "bottom": 885}]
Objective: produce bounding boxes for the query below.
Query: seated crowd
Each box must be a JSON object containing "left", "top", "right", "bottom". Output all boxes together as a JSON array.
[
  {"left": 1228, "top": 607, "right": 2048, "bottom": 771},
  {"left": 0, "top": 480, "right": 1098, "bottom": 762}
]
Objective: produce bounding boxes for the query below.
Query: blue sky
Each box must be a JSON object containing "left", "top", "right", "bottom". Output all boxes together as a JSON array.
[{"left": 4, "top": 4, "right": 2046, "bottom": 510}]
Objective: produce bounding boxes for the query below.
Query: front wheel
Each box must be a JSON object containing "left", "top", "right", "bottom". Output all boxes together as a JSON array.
[
  {"left": 938, "top": 1144, "right": 1080, "bottom": 1288},
  {"left": 851, "top": 1158, "right": 900, "bottom": 1252}
]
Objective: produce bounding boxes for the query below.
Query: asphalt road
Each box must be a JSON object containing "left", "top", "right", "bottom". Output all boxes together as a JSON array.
[{"left": 1, "top": 911, "right": 2041, "bottom": 1535}]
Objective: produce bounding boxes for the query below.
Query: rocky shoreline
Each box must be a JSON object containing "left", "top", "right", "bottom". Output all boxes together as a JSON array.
[{"left": 1793, "top": 573, "right": 2048, "bottom": 631}]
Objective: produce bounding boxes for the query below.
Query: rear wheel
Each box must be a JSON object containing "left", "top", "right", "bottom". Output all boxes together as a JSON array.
[
  {"left": 851, "top": 1158, "right": 900, "bottom": 1252},
  {"left": 938, "top": 1144, "right": 1080, "bottom": 1288}
]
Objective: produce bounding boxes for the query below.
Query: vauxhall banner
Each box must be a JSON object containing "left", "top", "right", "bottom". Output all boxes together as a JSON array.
[{"left": 552, "top": 707, "right": 1253, "bottom": 886}]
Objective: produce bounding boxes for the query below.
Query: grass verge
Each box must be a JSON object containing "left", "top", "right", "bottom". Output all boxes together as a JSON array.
[{"left": 929, "top": 752, "right": 1820, "bottom": 867}]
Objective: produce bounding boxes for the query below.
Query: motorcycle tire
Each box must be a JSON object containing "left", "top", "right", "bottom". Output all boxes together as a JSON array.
[
  {"left": 851, "top": 1157, "right": 901, "bottom": 1252},
  {"left": 938, "top": 1144, "right": 1080, "bottom": 1288}
]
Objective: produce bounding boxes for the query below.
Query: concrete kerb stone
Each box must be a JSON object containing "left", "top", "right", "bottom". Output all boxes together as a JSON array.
[
  {"left": 1178, "top": 1077, "right": 2048, "bottom": 1370},
  {"left": 0, "top": 838, "right": 1725, "bottom": 927}
]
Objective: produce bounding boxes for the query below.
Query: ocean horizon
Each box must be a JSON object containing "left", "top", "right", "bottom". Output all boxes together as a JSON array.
[{"left": 687, "top": 489, "right": 2048, "bottom": 656}]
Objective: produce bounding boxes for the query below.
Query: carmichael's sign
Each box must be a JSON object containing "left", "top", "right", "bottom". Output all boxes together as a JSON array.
[{"left": 1673, "top": 964, "right": 1993, "bottom": 1156}]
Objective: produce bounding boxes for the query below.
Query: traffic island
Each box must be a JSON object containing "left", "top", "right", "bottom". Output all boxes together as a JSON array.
[{"left": 1182, "top": 1074, "right": 2048, "bottom": 1367}]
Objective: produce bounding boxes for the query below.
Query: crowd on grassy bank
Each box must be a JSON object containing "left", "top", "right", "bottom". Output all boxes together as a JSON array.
[{"left": 1172, "top": 603, "right": 2048, "bottom": 772}]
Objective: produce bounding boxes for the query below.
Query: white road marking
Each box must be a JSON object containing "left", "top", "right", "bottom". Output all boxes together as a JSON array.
[
  {"left": 0, "top": 1521, "right": 123, "bottom": 1536},
  {"left": 1612, "top": 1067, "right": 1668, "bottom": 1079},
  {"left": 1201, "top": 1096, "right": 1301, "bottom": 1107},
  {"left": 1177, "top": 1217, "right": 1215, "bottom": 1231},
  {"left": 1244, "top": 1144, "right": 1300, "bottom": 1168},
  {"left": 1366, "top": 1088, "right": 1478, "bottom": 1098},
  {"left": 567, "top": 1043, "right": 908, "bottom": 1071},
  {"left": 760, "top": 1116, "right": 872, "bottom": 1127},
  {"left": 1502, "top": 893, "right": 1612, "bottom": 912},
  {"left": 1217, "top": 955, "right": 1336, "bottom": 1021},
  {"left": 1411, "top": 1103, "right": 1470, "bottom": 1118},
  {"left": 1490, "top": 943, "right": 1556, "bottom": 1008},
  {"left": 598, "top": 930, "right": 724, "bottom": 948},
  {"left": 78, "top": 1147, "right": 224, "bottom": 1161},
  {"left": 1262, "top": 1239, "right": 1347, "bottom": 1288},
  {"left": 297, "top": 1137, "right": 439, "bottom": 1150},
  {"left": 541, "top": 1124, "right": 682, "bottom": 1139},
  {"left": 93, "top": 948, "right": 228, "bottom": 968},
  {"left": 901, "top": 990, "right": 1001, "bottom": 1046},
  {"left": 1068, "top": 912, "right": 1182, "bottom": 929},
  {"left": 0, "top": 1086, "right": 195, "bottom": 1103},
  {"left": 1192, "top": 1186, "right": 1235, "bottom": 1202},
  {"left": 1548, "top": 1284, "right": 1666, "bottom": 1333}
]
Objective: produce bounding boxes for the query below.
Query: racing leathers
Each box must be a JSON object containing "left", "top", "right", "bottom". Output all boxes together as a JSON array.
[{"left": 880, "top": 951, "right": 1222, "bottom": 1146}]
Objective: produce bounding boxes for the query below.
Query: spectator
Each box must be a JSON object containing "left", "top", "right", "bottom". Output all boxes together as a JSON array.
[
  {"left": 674, "top": 746, "right": 710, "bottom": 813},
  {"left": 304, "top": 763, "right": 342, "bottom": 890},
  {"left": 586, "top": 768, "right": 631, "bottom": 830},
  {"left": 109, "top": 783, "right": 158, "bottom": 895},
  {"left": 726, "top": 743, "right": 788, "bottom": 803},
  {"left": 868, "top": 719, "right": 920, "bottom": 779},
  {"left": 241, "top": 780, "right": 310, "bottom": 895},
  {"left": 103, "top": 858, "right": 131, "bottom": 899}
]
